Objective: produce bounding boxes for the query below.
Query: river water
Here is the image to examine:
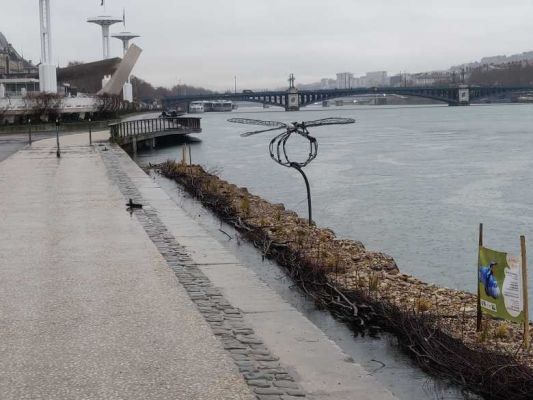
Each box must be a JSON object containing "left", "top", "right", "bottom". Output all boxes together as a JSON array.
[
  {"left": 133, "top": 103, "right": 533, "bottom": 399},
  {"left": 136, "top": 103, "right": 533, "bottom": 312}
]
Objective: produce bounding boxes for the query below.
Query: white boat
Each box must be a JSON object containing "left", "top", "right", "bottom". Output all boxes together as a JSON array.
[
  {"left": 208, "top": 100, "right": 233, "bottom": 112},
  {"left": 190, "top": 100, "right": 233, "bottom": 112},
  {"left": 189, "top": 101, "right": 205, "bottom": 113}
]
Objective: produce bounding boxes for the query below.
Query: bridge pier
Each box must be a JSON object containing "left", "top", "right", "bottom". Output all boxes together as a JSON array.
[
  {"left": 449, "top": 86, "right": 470, "bottom": 106},
  {"left": 286, "top": 89, "right": 300, "bottom": 111},
  {"left": 132, "top": 136, "right": 137, "bottom": 156}
]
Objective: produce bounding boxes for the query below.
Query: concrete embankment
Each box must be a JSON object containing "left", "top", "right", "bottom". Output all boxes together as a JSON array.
[
  {"left": 0, "top": 132, "right": 399, "bottom": 400},
  {"left": 158, "top": 161, "right": 533, "bottom": 400}
]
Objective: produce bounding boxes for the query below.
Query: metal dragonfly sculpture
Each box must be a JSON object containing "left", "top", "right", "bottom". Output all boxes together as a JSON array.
[{"left": 228, "top": 117, "right": 355, "bottom": 225}]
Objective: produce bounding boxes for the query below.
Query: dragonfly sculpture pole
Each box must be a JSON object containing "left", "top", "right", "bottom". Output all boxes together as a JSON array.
[{"left": 228, "top": 117, "right": 355, "bottom": 225}]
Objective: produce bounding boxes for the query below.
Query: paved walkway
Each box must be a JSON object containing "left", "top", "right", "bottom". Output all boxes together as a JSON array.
[
  {"left": 0, "top": 131, "right": 399, "bottom": 400},
  {"left": 0, "top": 132, "right": 253, "bottom": 399}
]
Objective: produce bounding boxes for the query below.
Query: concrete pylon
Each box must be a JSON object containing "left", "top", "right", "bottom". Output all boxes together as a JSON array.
[
  {"left": 38, "top": 0, "right": 57, "bottom": 93},
  {"left": 112, "top": 32, "right": 140, "bottom": 103}
]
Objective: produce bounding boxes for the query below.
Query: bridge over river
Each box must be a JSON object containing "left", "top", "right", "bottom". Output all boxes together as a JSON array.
[
  {"left": 109, "top": 116, "right": 201, "bottom": 155},
  {"left": 163, "top": 83, "right": 533, "bottom": 111}
]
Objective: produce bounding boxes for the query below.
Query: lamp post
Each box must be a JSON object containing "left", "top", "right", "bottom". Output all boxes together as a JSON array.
[
  {"left": 55, "top": 118, "right": 60, "bottom": 158},
  {"left": 28, "top": 118, "right": 32, "bottom": 145},
  {"left": 88, "top": 114, "right": 92, "bottom": 145}
]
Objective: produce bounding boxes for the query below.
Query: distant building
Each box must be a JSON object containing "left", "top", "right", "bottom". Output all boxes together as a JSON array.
[
  {"left": 351, "top": 76, "right": 362, "bottom": 87},
  {"left": 320, "top": 78, "right": 336, "bottom": 89},
  {"left": 336, "top": 72, "right": 354, "bottom": 89},
  {"left": 364, "top": 71, "right": 388, "bottom": 87},
  {"left": 408, "top": 71, "right": 452, "bottom": 86},
  {"left": 0, "top": 32, "right": 38, "bottom": 77},
  {"left": 389, "top": 74, "right": 404, "bottom": 87}
]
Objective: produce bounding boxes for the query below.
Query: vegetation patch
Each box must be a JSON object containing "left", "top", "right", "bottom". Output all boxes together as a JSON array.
[{"left": 159, "top": 160, "right": 533, "bottom": 400}]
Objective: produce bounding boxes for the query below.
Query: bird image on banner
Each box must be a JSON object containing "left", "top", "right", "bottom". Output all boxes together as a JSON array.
[{"left": 479, "top": 261, "right": 500, "bottom": 299}]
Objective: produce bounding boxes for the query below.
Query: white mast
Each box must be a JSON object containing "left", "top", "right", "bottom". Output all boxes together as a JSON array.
[
  {"left": 87, "top": 16, "right": 123, "bottom": 60},
  {"left": 38, "top": 0, "right": 57, "bottom": 93}
]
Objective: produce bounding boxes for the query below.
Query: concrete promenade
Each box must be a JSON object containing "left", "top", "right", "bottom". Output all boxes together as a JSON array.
[
  {"left": 0, "top": 131, "right": 399, "bottom": 400},
  {"left": 0, "top": 132, "right": 253, "bottom": 399}
]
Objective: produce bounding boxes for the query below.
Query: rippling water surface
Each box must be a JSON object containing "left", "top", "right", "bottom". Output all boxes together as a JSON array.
[{"left": 137, "top": 103, "right": 533, "bottom": 312}]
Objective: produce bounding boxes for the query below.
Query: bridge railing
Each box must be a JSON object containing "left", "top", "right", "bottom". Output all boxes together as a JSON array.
[{"left": 109, "top": 117, "right": 201, "bottom": 141}]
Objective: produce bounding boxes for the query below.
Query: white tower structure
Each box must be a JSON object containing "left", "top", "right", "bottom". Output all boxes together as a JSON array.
[
  {"left": 87, "top": 15, "right": 123, "bottom": 60},
  {"left": 112, "top": 32, "right": 140, "bottom": 102},
  {"left": 38, "top": 0, "right": 57, "bottom": 93}
]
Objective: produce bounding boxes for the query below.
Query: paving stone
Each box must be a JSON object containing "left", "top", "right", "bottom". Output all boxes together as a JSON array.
[
  {"left": 222, "top": 340, "right": 247, "bottom": 350},
  {"left": 205, "top": 315, "right": 224, "bottom": 322},
  {"left": 246, "top": 379, "right": 271, "bottom": 388},
  {"left": 258, "top": 361, "right": 282, "bottom": 369},
  {"left": 230, "top": 353, "right": 250, "bottom": 361},
  {"left": 223, "top": 308, "right": 241, "bottom": 314},
  {"left": 235, "top": 360, "right": 255, "bottom": 367},
  {"left": 234, "top": 328, "right": 255, "bottom": 335},
  {"left": 254, "top": 355, "right": 280, "bottom": 362},
  {"left": 260, "top": 368, "right": 287, "bottom": 374},
  {"left": 254, "top": 387, "right": 285, "bottom": 395},
  {"left": 243, "top": 372, "right": 274, "bottom": 381},
  {"left": 285, "top": 390, "right": 306, "bottom": 397},
  {"left": 212, "top": 329, "right": 231, "bottom": 336},
  {"left": 274, "top": 374, "right": 294, "bottom": 381},
  {"left": 236, "top": 335, "right": 263, "bottom": 344},
  {"left": 273, "top": 381, "right": 300, "bottom": 389}
]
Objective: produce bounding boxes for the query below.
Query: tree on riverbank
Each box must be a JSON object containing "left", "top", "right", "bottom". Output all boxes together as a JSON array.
[
  {"left": 469, "top": 62, "right": 533, "bottom": 86},
  {"left": 131, "top": 76, "right": 214, "bottom": 103}
]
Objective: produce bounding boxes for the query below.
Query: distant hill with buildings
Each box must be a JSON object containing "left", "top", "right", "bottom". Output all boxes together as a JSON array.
[
  {"left": 451, "top": 51, "right": 533, "bottom": 71},
  {"left": 0, "top": 32, "right": 38, "bottom": 77},
  {"left": 296, "top": 48, "right": 533, "bottom": 91}
]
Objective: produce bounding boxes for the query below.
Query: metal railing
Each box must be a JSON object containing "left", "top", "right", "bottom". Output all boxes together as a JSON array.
[{"left": 109, "top": 117, "right": 201, "bottom": 141}]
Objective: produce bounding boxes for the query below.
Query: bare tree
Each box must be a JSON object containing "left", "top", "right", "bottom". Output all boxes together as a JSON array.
[{"left": 25, "top": 92, "right": 62, "bottom": 121}]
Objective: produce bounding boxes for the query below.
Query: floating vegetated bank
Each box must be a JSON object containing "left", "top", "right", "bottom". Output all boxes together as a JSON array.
[{"left": 158, "top": 160, "right": 533, "bottom": 400}]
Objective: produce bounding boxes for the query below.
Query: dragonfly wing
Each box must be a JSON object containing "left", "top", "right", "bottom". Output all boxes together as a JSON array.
[
  {"left": 241, "top": 126, "right": 286, "bottom": 137},
  {"left": 303, "top": 117, "right": 356, "bottom": 128},
  {"left": 228, "top": 118, "right": 287, "bottom": 128}
]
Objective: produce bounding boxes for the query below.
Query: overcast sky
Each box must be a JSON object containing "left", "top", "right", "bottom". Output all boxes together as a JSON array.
[{"left": 4, "top": 0, "right": 533, "bottom": 90}]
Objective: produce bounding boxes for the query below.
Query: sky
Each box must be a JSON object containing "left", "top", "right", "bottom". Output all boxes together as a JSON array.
[{"left": 4, "top": 0, "right": 533, "bottom": 91}]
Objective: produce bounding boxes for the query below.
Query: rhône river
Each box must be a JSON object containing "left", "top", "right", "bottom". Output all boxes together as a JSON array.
[{"left": 136, "top": 103, "right": 533, "bottom": 313}]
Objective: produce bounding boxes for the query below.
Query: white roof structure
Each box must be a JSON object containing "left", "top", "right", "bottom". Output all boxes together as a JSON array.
[
  {"left": 111, "top": 32, "right": 140, "bottom": 55},
  {"left": 87, "top": 15, "right": 123, "bottom": 59}
]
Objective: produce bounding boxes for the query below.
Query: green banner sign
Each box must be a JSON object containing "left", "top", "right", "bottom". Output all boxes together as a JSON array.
[{"left": 479, "top": 246, "right": 524, "bottom": 323}]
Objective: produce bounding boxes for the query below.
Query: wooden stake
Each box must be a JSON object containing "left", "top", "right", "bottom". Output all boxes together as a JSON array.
[
  {"left": 182, "top": 144, "right": 187, "bottom": 164},
  {"left": 477, "top": 223, "right": 483, "bottom": 332},
  {"left": 520, "top": 235, "right": 530, "bottom": 349}
]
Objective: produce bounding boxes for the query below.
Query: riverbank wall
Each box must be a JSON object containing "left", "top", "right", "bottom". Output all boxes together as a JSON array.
[
  {"left": 0, "top": 119, "right": 115, "bottom": 134},
  {"left": 159, "top": 160, "right": 533, "bottom": 400}
]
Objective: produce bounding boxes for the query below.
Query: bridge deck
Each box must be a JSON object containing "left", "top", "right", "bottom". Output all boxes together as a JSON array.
[{"left": 162, "top": 85, "right": 533, "bottom": 109}]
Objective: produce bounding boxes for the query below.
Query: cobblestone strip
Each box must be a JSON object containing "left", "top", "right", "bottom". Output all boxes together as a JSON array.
[{"left": 99, "top": 146, "right": 307, "bottom": 400}]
